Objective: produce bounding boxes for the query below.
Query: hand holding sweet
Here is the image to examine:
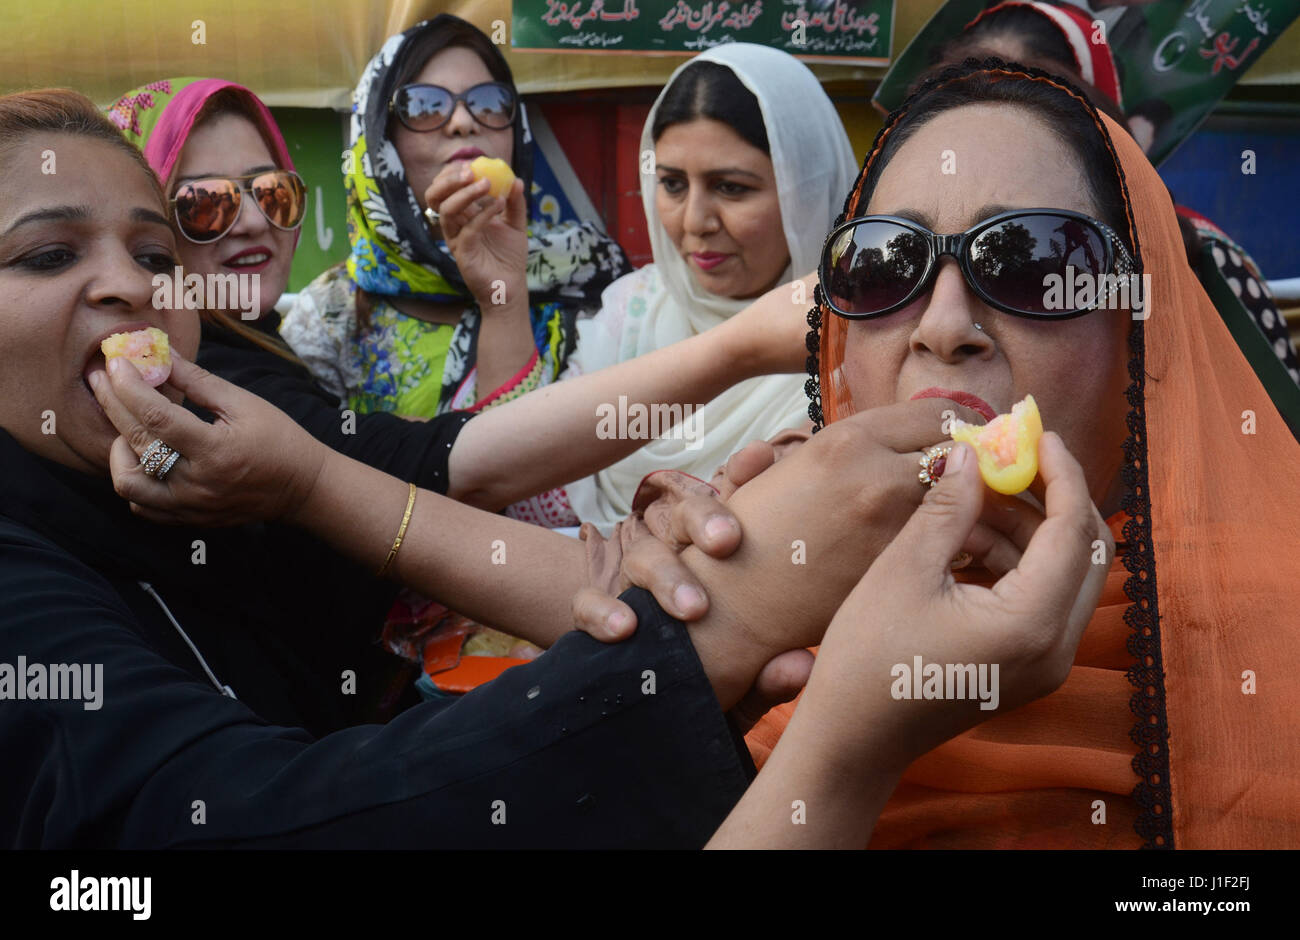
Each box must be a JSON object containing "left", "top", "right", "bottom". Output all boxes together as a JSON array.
[{"left": 424, "top": 161, "right": 528, "bottom": 310}]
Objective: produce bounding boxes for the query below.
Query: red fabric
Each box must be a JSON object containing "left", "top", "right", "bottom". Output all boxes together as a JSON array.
[{"left": 969, "top": 2, "right": 1124, "bottom": 107}]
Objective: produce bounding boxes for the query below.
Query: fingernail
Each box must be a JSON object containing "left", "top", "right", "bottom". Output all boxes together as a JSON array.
[
  {"left": 948, "top": 443, "right": 969, "bottom": 474},
  {"left": 673, "top": 584, "right": 704, "bottom": 615},
  {"left": 87, "top": 371, "right": 103, "bottom": 391},
  {"left": 606, "top": 609, "right": 631, "bottom": 635},
  {"left": 704, "top": 515, "right": 735, "bottom": 542},
  {"left": 106, "top": 357, "right": 123, "bottom": 376}
]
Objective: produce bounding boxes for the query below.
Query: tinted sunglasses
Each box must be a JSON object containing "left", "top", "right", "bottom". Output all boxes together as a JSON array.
[
  {"left": 820, "top": 209, "right": 1136, "bottom": 320},
  {"left": 389, "top": 82, "right": 517, "bottom": 133},
  {"left": 170, "top": 169, "right": 307, "bottom": 244}
]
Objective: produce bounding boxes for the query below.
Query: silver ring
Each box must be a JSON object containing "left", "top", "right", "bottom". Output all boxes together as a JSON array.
[
  {"left": 423, "top": 207, "right": 440, "bottom": 226},
  {"left": 154, "top": 450, "right": 182, "bottom": 481},
  {"left": 139, "top": 439, "right": 168, "bottom": 467},
  {"left": 139, "top": 439, "right": 179, "bottom": 479},
  {"left": 974, "top": 322, "right": 984, "bottom": 332}
]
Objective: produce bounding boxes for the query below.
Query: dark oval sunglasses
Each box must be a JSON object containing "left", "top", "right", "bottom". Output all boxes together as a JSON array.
[
  {"left": 170, "top": 169, "right": 307, "bottom": 245},
  {"left": 389, "top": 82, "right": 517, "bottom": 133},
  {"left": 819, "top": 208, "right": 1137, "bottom": 321}
]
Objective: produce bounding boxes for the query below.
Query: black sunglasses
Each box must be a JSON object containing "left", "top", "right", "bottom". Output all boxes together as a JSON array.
[
  {"left": 389, "top": 82, "right": 517, "bottom": 133},
  {"left": 819, "top": 208, "right": 1137, "bottom": 320}
]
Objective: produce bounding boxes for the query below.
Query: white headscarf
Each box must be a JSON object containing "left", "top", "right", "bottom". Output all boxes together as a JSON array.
[{"left": 565, "top": 44, "right": 859, "bottom": 531}]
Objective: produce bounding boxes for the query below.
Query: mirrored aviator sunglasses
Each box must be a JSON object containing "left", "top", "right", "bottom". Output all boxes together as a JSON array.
[
  {"left": 170, "top": 169, "right": 307, "bottom": 244},
  {"left": 819, "top": 209, "right": 1136, "bottom": 321},
  {"left": 389, "top": 82, "right": 517, "bottom": 133}
]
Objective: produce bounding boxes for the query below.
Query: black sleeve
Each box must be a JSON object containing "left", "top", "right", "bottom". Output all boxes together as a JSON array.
[
  {"left": 0, "top": 527, "right": 753, "bottom": 848},
  {"left": 196, "top": 330, "right": 471, "bottom": 495}
]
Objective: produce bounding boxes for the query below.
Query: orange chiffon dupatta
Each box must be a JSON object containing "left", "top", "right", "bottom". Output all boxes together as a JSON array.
[{"left": 751, "top": 65, "right": 1300, "bottom": 848}]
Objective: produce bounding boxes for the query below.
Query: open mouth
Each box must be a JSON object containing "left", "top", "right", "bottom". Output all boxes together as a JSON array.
[
  {"left": 81, "top": 321, "right": 152, "bottom": 405},
  {"left": 224, "top": 246, "right": 272, "bottom": 270}
]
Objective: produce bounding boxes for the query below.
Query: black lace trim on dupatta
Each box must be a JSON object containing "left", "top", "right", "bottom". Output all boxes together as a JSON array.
[
  {"left": 805, "top": 295, "right": 824, "bottom": 431},
  {"left": 802, "top": 58, "right": 1178, "bottom": 847},
  {"left": 1120, "top": 318, "right": 1175, "bottom": 849}
]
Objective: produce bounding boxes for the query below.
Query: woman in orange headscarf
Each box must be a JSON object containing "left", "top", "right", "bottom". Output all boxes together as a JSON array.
[{"left": 730, "top": 58, "right": 1300, "bottom": 849}]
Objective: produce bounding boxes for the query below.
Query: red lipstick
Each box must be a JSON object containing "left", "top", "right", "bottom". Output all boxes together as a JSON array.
[
  {"left": 910, "top": 387, "right": 997, "bottom": 422},
  {"left": 691, "top": 252, "right": 730, "bottom": 271}
]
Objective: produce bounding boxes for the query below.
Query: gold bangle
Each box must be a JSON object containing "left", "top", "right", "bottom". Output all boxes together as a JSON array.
[{"left": 376, "top": 482, "right": 417, "bottom": 577}]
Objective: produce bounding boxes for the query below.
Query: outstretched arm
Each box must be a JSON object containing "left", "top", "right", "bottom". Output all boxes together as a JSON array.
[{"left": 445, "top": 273, "right": 816, "bottom": 509}]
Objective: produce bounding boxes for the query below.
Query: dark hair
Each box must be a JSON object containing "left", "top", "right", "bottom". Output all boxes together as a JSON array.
[
  {"left": 651, "top": 61, "right": 769, "bottom": 154},
  {"left": 388, "top": 18, "right": 516, "bottom": 127},
  {"left": 937, "top": 7, "right": 1077, "bottom": 72},
  {"left": 865, "top": 61, "right": 1131, "bottom": 247},
  {"left": 928, "top": 6, "right": 1128, "bottom": 126}
]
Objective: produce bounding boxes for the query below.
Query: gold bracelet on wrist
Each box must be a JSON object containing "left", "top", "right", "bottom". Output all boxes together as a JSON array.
[{"left": 376, "top": 482, "right": 417, "bottom": 578}]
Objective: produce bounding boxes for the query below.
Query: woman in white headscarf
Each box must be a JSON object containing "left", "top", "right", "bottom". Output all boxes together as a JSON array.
[{"left": 510, "top": 44, "right": 858, "bottom": 531}]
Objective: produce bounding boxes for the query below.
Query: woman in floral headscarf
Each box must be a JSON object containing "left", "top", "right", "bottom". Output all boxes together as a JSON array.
[{"left": 281, "top": 14, "right": 629, "bottom": 418}]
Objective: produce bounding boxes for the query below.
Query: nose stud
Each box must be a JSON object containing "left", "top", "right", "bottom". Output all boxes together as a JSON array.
[{"left": 974, "top": 322, "right": 984, "bottom": 332}]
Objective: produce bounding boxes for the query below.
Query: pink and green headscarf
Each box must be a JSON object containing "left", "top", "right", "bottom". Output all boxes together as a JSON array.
[{"left": 107, "top": 77, "right": 295, "bottom": 185}]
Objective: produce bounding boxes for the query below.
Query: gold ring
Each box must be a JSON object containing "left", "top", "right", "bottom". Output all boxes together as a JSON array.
[
  {"left": 139, "top": 439, "right": 180, "bottom": 479},
  {"left": 918, "top": 445, "right": 952, "bottom": 488}
]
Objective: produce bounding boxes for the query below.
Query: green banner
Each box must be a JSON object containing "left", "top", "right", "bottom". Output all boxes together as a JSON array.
[
  {"left": 512, "top": 0, "right": 896, "bottom": 63},
  {"left": 873, "top": 1, "right": 1300, "bottom": 166}
]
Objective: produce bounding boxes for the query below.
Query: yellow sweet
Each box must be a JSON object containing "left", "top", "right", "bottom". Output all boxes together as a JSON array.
[
  {"left": 101, "top": 327, "right": 172, "bottom": 387},
  {"left": 469, "top": 156, "right": 516, "bottom": 199},
  {"left": 950, "top": 394, "right": 1043, "bottom": 495}
]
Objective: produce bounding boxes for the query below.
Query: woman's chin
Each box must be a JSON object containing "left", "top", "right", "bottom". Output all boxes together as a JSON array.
[{"left": 687, "top": 267, "right": 745, "bottom": 300}]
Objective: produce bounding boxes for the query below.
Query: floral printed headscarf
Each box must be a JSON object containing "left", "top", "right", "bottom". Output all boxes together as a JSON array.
[
  {"left": 107, "top": 77, "right": 296, "bottom": 185},
  {"left": 345, "top": 14, "right": 626, "bottom": 306}
]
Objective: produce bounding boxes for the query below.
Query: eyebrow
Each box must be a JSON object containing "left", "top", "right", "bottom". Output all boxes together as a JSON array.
[
  {"left": 3, "top": 205, "right": 90, "bottom": 236},
  {"left": 132, "top": 207, "right": 173, "bottom": 228},
  {"left": 2, "top": 204, "right": 171, "bottom": 237},
  {"left": 655, "top": 164, "right": 764, "bottom": 181},
  {"left": 882, "top": 204, "right": 1028, "bottom": 228},
  {"left": 174, "top": 164, "right": 278, "bottom": 184}
]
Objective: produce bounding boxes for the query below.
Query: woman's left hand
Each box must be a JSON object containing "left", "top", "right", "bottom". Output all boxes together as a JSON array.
[
  {"left": 88, "top": 353, "right": 329, "bottom": 527},
  {"left": 424, "top": 163, "right": 528, "bottom": 308}
]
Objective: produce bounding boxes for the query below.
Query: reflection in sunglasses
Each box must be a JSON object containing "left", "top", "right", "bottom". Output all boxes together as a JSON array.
[
  {"left": 822, "top": 210, "right": 1136, "bottom": 320},
  {"left": 170, "top": 170, "right": 306, "bottom": 244},
  {"left": 391, "top": 82, "right": 517, "bottom": 133}
]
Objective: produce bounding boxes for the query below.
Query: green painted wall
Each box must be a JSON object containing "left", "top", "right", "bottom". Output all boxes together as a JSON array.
[{"left": 270, "top": 107, "right": 351, "bottom": 292}]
